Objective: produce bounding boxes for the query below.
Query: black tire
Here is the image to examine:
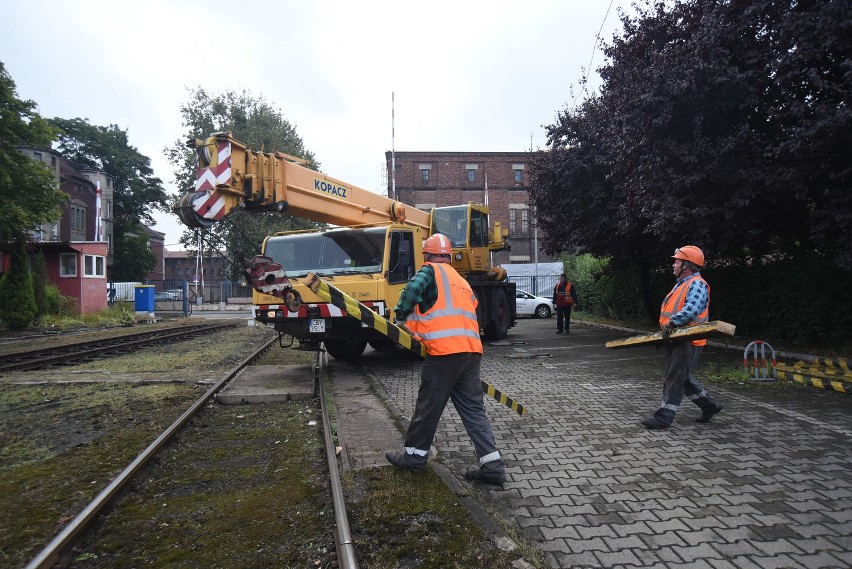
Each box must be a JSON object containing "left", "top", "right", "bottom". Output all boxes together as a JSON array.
[
  {"left": 484, "top": 288, "right": 511, "bottom": 340},
  {"left": 535, "top": 304, "right": 552, "bottom": 318},
  {"left": 324, "top": 340, "right": 367, "bottom": 361}
]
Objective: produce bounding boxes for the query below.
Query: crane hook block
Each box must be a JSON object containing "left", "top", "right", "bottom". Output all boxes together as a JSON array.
[{"left": 244, "top": 255, "right": 296, "bottom": 300}]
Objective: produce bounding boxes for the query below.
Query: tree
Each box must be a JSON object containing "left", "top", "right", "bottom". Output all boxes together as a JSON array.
[
  {"left": 529, "top": 0, "right": 852, "bottom": 317},
  {"left": 111, "top": 219, "right": 157, "bottom": 281},
  {"left": 49, "top": 117, "right": 167, "bottom": 283},
  {"left": 50, "top": 117, "right": 168, "bottom": 226},
  {"left": 0, "top": 239, "right": 37, "bottom": 329},
  {"left": 165, "top": 88, "right": 322, "bottom": 277},
  {"left": 0, "top": 61, "right": 67, "bottom": 242}
]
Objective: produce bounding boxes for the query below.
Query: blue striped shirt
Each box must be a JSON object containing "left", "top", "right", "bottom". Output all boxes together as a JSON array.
[{"left": 669, "top": 273, "right": 709, "bottom": 327}]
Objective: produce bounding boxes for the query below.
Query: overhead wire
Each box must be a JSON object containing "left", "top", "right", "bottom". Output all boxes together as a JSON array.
[{"left": 572, "top": 0, "right": 616, "bottom": 108}]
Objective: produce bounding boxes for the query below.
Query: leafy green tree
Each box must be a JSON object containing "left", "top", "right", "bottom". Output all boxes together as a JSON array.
[
  {"left": 0, "top": 61, "right": 67, "bottom": 242},
  {"left": 50, "top": 118, "right": 166, "bottom": 283},
  {"left": 110, "top": 219, "right": 157, "bottom": 281},
  {"left": 0, "top": 239, "right": 37, "bottom": 329},
  {"left": 529, "top": 0, "right": 852, "bottom": 318},
  {"left": 50, "top": 117, "right": 168, "bottom": 226},
  {"left": 30, "top": 252, "right": 48, "bottom": 318},
  {"left": 165, "top": 88, "right": 322, "bottom": 278}
]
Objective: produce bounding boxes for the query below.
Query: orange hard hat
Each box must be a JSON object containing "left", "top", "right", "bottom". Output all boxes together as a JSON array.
[
  {"left": 423, "top": 234, "right": 453, "bottom": 255},
  {"left": 672, "top": 245, "right": 705, "bottom": 267}
]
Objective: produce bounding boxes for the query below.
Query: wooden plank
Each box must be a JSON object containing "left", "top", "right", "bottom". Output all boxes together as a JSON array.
[{"left": 605, "top": 321, "right": 736, "bottom": 349}]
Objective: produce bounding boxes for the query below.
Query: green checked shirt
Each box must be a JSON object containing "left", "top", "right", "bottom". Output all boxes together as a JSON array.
[{"left": 393, "top": 264, "right": 439, "bottom": 322}]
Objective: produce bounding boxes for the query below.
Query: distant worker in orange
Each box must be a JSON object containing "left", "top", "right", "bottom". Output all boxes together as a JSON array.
[
  {"left": 553, "top": 273, "right": 578, "bottom": 334},
  {"left": 386, "top": 233, "right": 506, "bottom": 485},
  {"left": 642, "top": 245, "right": 724, "bottom": 429}
]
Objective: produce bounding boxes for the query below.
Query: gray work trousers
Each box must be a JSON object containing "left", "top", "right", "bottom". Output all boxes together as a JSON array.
[
  {"left": 653, "top": 341, "right": 719, "bottom": 426},
  {"left": 404, "top": 352, "right": 502, "bottom": 466}
]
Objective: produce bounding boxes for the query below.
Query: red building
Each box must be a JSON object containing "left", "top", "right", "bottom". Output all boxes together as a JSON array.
[{"left": 1, "top": 146, "right": 161, "bottom": 315}]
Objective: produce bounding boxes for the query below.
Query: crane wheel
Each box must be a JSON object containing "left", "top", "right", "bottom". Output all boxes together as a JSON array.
[{"left": 484, "top": 289, "right": 511, "bottom": 340}]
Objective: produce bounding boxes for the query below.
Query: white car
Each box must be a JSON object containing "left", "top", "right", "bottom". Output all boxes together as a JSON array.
[{"left": 515, "top": 289, "right": 555, "bottom": 318}]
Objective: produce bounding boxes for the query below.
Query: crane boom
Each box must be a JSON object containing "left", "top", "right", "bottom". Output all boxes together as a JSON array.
[
  {"left": 172, "top": 131, "right": 516, "bottom": 360},
  {"left": 174, "top": 132, "right": 431, "bottom": 231}
]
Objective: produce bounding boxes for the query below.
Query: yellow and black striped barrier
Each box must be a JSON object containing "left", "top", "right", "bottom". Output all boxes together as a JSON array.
[
  {"left": 305, "top": 272, "right": 527, "bottom": 416},
  {"left": 777, "top": 357, "right": 851, "bottom": 394},
  {"left": 481, "top": 381, "right": 526, "bottom": 416}
]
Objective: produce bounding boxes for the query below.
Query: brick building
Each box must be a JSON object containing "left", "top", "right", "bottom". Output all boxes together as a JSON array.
[
  {"left": 163, "top": 250, "right": 228, "bottom": 285},
  {"left": 385, "top": 151, "right": 556, "bottom": 266},
  {"left": 17, "top": 145, "right": 116, "bottom": 271}
]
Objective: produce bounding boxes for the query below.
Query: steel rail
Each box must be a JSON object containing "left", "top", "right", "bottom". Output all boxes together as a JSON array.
[
  {"left": 0, "top": 323, "right": 237, "bottom": 372},
  {"left": 317, "top": 348, "right": 359, "bottom": 569},
  {"left": 24, "top": 335, "right": 278, "bottom": 569}
]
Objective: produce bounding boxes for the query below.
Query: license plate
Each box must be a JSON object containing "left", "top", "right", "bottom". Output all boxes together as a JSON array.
[{"left": 309, "top": 319, "right": 325, "bottom": 333}]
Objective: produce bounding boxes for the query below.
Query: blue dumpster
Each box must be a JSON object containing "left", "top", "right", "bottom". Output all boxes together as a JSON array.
[{"left": 135, "top": 285, "right": 155, "bottom": 312}]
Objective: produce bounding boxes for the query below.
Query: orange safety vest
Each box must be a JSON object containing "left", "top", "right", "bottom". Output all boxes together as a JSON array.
[
  {"left": 406, "top": 262, "right": 483, "bottom": 356},
  {"left": 554, "top": 281, "right": 574, "bottom": 307},
  {"left": 659, "top": 273, "right": 710, "bottom": 347}
]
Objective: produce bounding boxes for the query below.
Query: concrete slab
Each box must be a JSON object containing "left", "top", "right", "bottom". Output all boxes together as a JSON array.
[
  {"left": 329, "top": 361, "right": 406, "bottom": 470},
  {"left": 215, "top": 364, "right": 315, "bottom": 405}
]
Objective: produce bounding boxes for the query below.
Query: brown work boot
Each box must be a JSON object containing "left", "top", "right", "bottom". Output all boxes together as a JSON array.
[{"left": 385, "top": 450, "right": 427, "bottom": 473}]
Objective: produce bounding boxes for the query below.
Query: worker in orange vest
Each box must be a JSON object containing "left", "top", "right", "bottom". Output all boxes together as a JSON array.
[
  {"left": 642, "top": 245, "right": 724, "bottom": 429},
  {"left": 385, "top": 233, "right": 506, "bottom": 485},
  {"left": 552, "top": 273, "right": 578, "bottom": 334}
]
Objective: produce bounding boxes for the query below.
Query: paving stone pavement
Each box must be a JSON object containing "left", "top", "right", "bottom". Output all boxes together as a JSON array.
[{"left": 357, "top": 318, "right": 852, "bottom": 569}]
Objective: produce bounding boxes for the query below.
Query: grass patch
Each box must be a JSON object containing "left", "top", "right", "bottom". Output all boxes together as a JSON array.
[
  {"left": 0, "top": 382, "right": 200, "bottom": 567},
  {"left": 68, "top": 401, "right": 334, "bottom": 568},
  {"left": 346, "top": 467, "right": 535, "bottom": 568}
]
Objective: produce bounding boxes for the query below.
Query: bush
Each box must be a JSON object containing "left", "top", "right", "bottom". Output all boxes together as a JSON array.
[
  {"left": 0, "top": 240, "right": 37, "bottom": 329},
  {"left": 44, "top": 285, "right": 64, "bottom": 314},
  {"left": 564, "top": 251, "right": 852, "bottom": 349}
]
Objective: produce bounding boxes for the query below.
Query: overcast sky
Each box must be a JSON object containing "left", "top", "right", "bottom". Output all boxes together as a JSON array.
[{"left": 1, "top": 0, "right": 633, "bottom": 249}]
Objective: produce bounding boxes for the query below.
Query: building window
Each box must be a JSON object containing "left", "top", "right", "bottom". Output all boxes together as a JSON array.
[
  {"left": 514, "top": 169, "right": 523, "bottom": 183},
  {"left": 421, "top": 169, "right": 430, "bottom": 183},
  {"left": 71, "top": 205, "right": 86, "bottom": 230},
  {"left": 83, "top": 254, "right": 106, "bottom": 277},
  {"left": 465, "top": 164, "right": 478, "bottom": 183},
  {"left": 60, "top": 253, "right": 77, "bottom": 277},
  {"left": 509, "top": 205, "right": 529, "bottom": 235},
  {"left": 33, "top": 152, "right": 42, "bottom": 161}
]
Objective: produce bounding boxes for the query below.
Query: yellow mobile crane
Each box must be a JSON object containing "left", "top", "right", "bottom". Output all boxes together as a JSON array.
[{"left": 174, "top": 132, "right": 516, "bottom": 360}]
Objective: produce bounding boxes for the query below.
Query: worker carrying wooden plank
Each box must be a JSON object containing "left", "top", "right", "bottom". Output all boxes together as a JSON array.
[{"left": 623, "top": 245, "right": 731, "bottom": 429}]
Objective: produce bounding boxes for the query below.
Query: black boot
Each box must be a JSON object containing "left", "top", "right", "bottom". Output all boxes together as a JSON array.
[
  {"left": 696, "top": 403, "right": 724, "bottom": 424},
  {"left": 464, "top": 461, "right": 506, "bottom": 485},
  {"left": 385, "top": 450, "right": 427, "bottom": 472},
  {"left": 641, "top": 416, "right": 670, "bottom": 429}
]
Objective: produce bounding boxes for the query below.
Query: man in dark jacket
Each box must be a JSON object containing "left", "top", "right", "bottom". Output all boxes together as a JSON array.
[{"left": 553, "top": 273, "right": 578, "bottom": 334}]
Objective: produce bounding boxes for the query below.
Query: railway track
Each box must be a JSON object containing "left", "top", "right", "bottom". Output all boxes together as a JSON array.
[
  {"left": 0, "top": 323, "right": 239, "bottom": 373},
  {"left": 24, "top": 339, "right": 356, "bottom": 569}
]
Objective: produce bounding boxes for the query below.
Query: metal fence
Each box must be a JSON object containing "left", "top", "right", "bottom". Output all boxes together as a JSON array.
[
  {"left": 107, "top": 280, "right": 254, "bottom": 315},
  {"left": 507, "top": 274, "right": 560, "bottom": 298}
]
